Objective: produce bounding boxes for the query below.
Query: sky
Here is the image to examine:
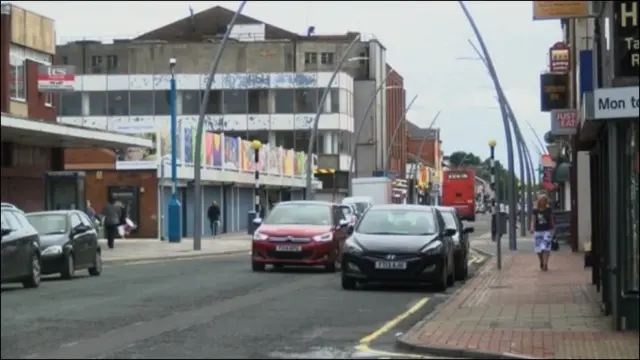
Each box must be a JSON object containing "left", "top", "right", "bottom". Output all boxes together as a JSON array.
[{"left": 12, "top": 0, "right": 560, "bottom": 166}]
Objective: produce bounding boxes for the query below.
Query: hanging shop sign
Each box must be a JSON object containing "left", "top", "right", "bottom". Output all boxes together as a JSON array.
[
  {"left": 549, "top": 42, "right": 571, "bottom": 73},
  {"left": 540, "top": 73, "right": 570, "bottom": 112},
  {"left": 550, "top": 109, "right": 579, "bottom": 136},
  {"left": 532, "top": 1, "right": 592, "bottom": 20},
  {"left": 613, "top": 1, "right": 639, "bottom": 78}
]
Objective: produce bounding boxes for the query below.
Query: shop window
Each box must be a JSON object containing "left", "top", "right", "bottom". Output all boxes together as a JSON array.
[{"left": 625, "top": 122, "right": 639, "bottom": 291}]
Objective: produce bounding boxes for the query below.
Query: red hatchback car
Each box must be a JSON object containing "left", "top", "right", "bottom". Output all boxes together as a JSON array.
[{"left": 251, "top": 201, "right": 350, "bottom": 272}]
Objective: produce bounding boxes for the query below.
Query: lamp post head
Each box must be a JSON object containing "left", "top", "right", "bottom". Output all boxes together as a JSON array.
[
  {"left": 251, "top": 140, "right": 262, "bottom": 151},
  {"left": 488, "top": 139, "right": 497, "bottom": 148}
]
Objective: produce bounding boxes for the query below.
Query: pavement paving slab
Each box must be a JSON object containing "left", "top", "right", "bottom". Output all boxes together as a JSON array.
[
  {"left": 396, "top": 250, "right": 640, "bottom": 359},
  {"left": 99, "top": 232, "right": 251, "bottom": 264}
]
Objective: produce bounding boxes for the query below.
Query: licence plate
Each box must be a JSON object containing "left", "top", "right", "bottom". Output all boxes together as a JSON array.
[
  {"left": 374, "top": 261, "right": 407, "bottom": 270},
  {"left": 275, "top": 245, "right": 302, "bottom": 252}
]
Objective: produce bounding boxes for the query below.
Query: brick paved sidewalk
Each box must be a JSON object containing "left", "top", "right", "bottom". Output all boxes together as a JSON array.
[
  {"left": 100, "top": 232, "right": 251, "bottom": 264},
  {"left": 397, "top": 252, "right": 639, "bottom": 359}
]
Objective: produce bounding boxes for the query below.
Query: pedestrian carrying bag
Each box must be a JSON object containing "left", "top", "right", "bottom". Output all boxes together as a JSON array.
[{"left": 551, "top": 235, "right": 559, "bottom": 251}]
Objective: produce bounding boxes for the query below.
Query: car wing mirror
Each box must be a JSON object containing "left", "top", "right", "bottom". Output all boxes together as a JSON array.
[
  {"left": 1, "top": 228, "right": 14, "bottom": 237},
  {"left": 443, "top": 228, "right": 456, "bottom": 237},
  {"left": 463, "top": 227, "right": 475, "bottom": 234}
]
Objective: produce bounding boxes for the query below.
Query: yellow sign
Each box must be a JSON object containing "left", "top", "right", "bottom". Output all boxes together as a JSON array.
[{"left": 533, "top": 1, "right": 591, "bottom": 20}]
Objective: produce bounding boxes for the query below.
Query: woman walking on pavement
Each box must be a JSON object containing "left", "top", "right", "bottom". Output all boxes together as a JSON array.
[{"left": 530, "top": 194, "right": 555, "bottom": 271}]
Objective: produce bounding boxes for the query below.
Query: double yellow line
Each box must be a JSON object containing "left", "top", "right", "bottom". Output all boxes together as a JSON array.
[{"left": 354, "top": 253, "right": 487, "bottom": 358}]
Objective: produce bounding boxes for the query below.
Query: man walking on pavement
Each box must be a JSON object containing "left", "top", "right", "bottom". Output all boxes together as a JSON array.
[
  {"left": 102, "top": 196, "right": 120, "bottom": 249},
  {"left": 207, "top": 200, "right": 221, "bottom": 237}
]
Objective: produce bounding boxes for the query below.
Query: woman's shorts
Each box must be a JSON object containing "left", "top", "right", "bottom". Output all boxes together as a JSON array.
[{"left": 534, "top": 231, "right": 552, "bottom": 253}]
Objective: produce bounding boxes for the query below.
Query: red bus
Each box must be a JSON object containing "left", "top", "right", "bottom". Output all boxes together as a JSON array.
[{"left": 442, "top": 168, "right": 476, "bottom": 222}]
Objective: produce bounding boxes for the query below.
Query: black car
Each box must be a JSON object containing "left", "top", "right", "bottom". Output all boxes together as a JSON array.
[
  {"left": 436, "top": 206, "right": 474, "bottom": 280},
  {"left": 341, "top": 204, "right": 457, "bottom": 291},
  {"left": 26, "top": 210, "right": 102, "bottom": 279},
  {"left": 1, "top": 203, "right": 41, "bottom": 288}
]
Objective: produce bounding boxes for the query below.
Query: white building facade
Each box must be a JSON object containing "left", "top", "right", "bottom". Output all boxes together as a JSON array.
[{"left": 57, "top": 71, "right": 355, "bottom": 171}]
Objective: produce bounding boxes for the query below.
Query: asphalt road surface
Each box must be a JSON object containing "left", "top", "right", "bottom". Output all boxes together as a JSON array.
[{"left": 1, "top": 216, "right": 491, "bottom": 359}]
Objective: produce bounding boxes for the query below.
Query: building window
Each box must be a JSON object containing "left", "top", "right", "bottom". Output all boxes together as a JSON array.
[
  {"left": 625, "top": 121, "right": 639, "bottom": 291},
  {"left": 61, "top": 56, "right": 68, "bottom": 65},
  {"left": 203, "top": 90, "right": 223, "bottom": 114},
  {"left": 304, "top": 52, "right": 317, "bottom": 65},
  {"left": 153, "top": 90, "right": 171, "bottom": 115},
  {"left": 130, "top": 91, "right": 154, "bottom": 115},
  {"left": 87, "top": 91, "right": 107, "bottom": 116},
  {"left": 182, "top": 90, "right": 200, "bottom": 115},
  {"left": 90, "top": 55, "right": 103, "bottom": 74},
  {"left": 106, "top": 55, "right": 119, "bottom": 72},
  {"left": 107, "top": 91, "right": 129, "bottom": 116},
  {"left": 330, "top": 89, "right": 340, "bottom": 113},
  {"left": 222, "top": 90, "right": 247, "bottom": 114},
  {"left": 320, "top": 52, "right": 335, "bottom": 65},
  {"left": 43, "top": 92, "right": 53, "bottom": 107},
  {"left": 248, "top": 89, "right": 268, "bottom": 114},
  {"left": 274, "top": 89, "right": 294, "bottom": 113},
  {"left": 57, "top": 92, "right": 82, "bottom": 116},
  {"left": 9, "top": 55, "right": 26, "bottom": 101},
  {"left": 294, "top": 89, "right": 318, "bottom": 113}
]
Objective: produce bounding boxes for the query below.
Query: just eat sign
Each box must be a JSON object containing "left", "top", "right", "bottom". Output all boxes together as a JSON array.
[{"left": 550, "top": 109, "right": 579, "bottom": 135}]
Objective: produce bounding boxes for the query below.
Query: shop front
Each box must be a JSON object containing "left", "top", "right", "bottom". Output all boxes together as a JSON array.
[{"left": 580, "top": 85, "right": 639, "bottom": 331}]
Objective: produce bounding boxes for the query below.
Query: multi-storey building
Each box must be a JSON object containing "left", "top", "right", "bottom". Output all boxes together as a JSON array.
[
  {"left": 56, "top": 6, "right": 407, "bottom": 204},
  {"left": 1, "top": 3, "right": 150, "bottom": 211}
]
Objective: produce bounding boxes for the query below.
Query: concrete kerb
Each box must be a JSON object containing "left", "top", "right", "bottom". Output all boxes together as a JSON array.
[
  {"left": 102, "top": 249, "right": 248, "bottom": 265},
  {"left": 394, "top": 247, "right": 528, "bottom": 359}
]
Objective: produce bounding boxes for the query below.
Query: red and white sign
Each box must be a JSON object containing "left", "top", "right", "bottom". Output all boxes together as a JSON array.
[
  {"left": 37, "top": 65, "right": 76, "bottom": 92},
  {"left": 550, "top": 109, "right": 579, "bottom": 135},
  {"left": 549, "top": 42, "right": 571, "bottom": 73}
]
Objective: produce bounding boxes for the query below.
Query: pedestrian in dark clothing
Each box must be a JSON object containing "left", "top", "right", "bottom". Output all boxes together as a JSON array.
[
  {"left": 102, "top": 197, "right": 121, "bottom": 249},
  {"left": 207, "top": 201, "right": 221, "bottom": 236}
]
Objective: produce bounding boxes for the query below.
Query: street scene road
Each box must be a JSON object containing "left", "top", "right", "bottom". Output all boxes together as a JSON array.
[{"left": 1, "top": 218, "right": 491, "bottom": 359}]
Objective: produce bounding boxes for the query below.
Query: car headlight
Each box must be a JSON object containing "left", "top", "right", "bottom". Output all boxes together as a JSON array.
[
  {"left": 421, "top": 241, "right": 443, "bottom": 256},
  {"left": 42, "top": 245, "right": 63, "bottom": 256},
  {"left": 312, "top": 232, "right": 333, "bottom": 242},
  {"left": 344, "top": 239, "right": 364, "bottom": 255},
  {"left": 252, "top": 231, "right": 268, "bottom": 241}
]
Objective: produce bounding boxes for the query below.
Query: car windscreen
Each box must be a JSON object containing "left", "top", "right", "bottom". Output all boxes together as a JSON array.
[
  {"left": 356, "top": 209, "right": 436, "bottom": 235},
  {"left": 340, "top": 207, "right": 352, "bottom": 217},
  {"left": 263, "top": 204, "right": 332, "bottom": 226},
  {"left": 351, "top": 202, "right": 369, "bottom": 213},
  {"left": 441, "top": 211, "right": 458, "bottom": 230},
  {"left": 26, "top": 214, "right": 68, "bottom": 235}
]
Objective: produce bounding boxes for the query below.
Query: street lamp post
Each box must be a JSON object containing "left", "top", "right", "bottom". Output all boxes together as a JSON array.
[
  {"left": 489, "top": 139, "right": 502, "bottom": 270},
  {"left": 347, "top": 73, "right": 398, "bottom": 195},
  {"left": 458, "top": 1, "right": 517, "bottom": 250},
  {"left": 251, "top": 140, "right": 262, "bottom": 220},
  {"left": 167, "top": 58, "right": 181, "bottom": 243},
  {"left": 305, "top": 35, "right": 362, "bottom": 200},
  {"left": 383, "top": 94, "right": 418, "bottom": 175},
  {"left": 193, "top": 0, "right": 248, "bottom": 251}
]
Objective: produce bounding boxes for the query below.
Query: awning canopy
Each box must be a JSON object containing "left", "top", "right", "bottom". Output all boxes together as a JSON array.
[{"left": 1, "top": 113, "right": 153, "bottom": 148}]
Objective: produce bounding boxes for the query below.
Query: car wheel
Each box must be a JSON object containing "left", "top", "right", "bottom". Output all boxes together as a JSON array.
[
  {"left": 341, "top": 274, "right": 357, "bottom": 290},
  {"left": 252, "top": 261, "right": 265, "bottom": 272},
  {"left": 434, "top": 261, "right": 448, "bottom": 291},
  {"left": 61, "top": 253, "right": 75, "bottom": 280},
  {"left": 447, "top": 259, "right": 456, "bottom": 286},
  {"left": 88, "top": 251, "right": 102, "bottom": 276},
  {"left": 324, "top": 249, "right": 340, "bottom": 272},
  {"left": 455, "top": 256, "right": 467, "bottom": 281},
  {"left": 22, "top": 252, "right": 41, "bottom": 288}
]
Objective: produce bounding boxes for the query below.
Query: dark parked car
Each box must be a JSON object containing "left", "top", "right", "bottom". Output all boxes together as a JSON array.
[
  {"left": 436, "top": 206, "right": 474, "bottom": 280},
  {"left": 25, "top": 210, "right": 102, "bottom": 279},
  {"left": 341, "top": 204, "right": 457, "bottom": 291},
  {"left": 1, "top": 203, "right": 41, "bottom": 288}
]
